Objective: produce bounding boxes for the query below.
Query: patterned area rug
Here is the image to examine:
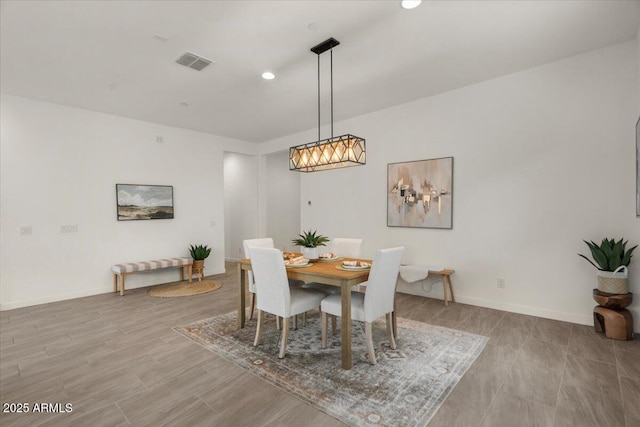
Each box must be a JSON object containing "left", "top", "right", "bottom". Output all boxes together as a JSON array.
[
  {"left": 174, "top": 311, "right": 488, "bottom": 427},
  {"left": 147, "top": 279, "right": 222, "bottom": 297}
]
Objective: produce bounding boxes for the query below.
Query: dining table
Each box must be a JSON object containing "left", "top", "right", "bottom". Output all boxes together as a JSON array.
[{"left": 238, "top": 256, "right": 372, "bottom": 370}]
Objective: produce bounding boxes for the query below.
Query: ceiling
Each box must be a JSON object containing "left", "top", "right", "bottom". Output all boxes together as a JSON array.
[{"left": 1, "top": 1, "right": 639, "bottom": 143}]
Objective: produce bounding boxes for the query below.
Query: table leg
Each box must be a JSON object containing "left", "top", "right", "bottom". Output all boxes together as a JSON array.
[
  {"left": 113, "top": 274, "right": 118, "bottom": 293},
  {"left": 341, "top": 282, "right": 352, "bottom": 370},
  {"left": 188, "top": 265, "right": 193, "bottom": 283},
  {"left": 238, "top": 263, "right": 246, "bottom": 329}
]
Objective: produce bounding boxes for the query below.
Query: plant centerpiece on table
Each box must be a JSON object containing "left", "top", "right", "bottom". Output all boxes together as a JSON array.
[
  {"left": 292, "top": 230, "right": 329, "bottom": 261},
  {"left": 578, "top": 238, "right": 637, "bottom": 294},
  {"left": 189, "top": 244, "right": 212, "bottom": 282}
]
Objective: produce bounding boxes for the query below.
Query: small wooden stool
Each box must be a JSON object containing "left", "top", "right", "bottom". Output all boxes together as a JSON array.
[{"left": 593, "top": 306, "right": 633, "bottom": 340}]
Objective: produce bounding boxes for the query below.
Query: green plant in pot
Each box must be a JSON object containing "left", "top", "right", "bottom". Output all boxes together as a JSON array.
[
  {"left": 189, "top": 244, "right": 211, "bottom": 281},
  {"left": 292, "top": 230, "right": 329, "bottom": 261},
  {"left": 578, "top": 238, "right": 637, "bottom": 294}
]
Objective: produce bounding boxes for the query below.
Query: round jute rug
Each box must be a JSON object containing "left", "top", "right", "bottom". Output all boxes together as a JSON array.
[{"left": 147, "top": 279, "right": 222, "bottom": 298}]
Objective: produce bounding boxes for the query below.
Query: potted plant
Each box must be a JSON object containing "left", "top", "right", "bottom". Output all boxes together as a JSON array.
[
  {"left": 189, "top": 244, "right": 212, "bottom": 281},
  {"left": 578, "top": 238, "right": 637, "bottom": 294},
  {"left": 292, "top": 230, "right": 329, "bottom": 261}
]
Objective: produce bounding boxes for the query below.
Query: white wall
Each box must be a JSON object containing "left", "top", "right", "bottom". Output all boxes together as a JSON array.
[
  {"left": 223, "top": 152, "right": 258, "bottom": 260},
  {"left": 265, "top": 150, "right": 300, "bottom": 251},
  {"left": 0, "top": 95, "right": 237, "bottom": 310},
  {"left": 263, "top": 40, "right": 640, "bottom": 331}
]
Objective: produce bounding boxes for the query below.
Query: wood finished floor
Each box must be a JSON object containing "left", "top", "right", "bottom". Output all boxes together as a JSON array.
[{"left": 1, "top": 262, "right": 639, "bottom": 427}]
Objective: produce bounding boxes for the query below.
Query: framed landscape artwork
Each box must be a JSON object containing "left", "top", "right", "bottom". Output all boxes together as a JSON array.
[
  {"left": 116, "top": 184, "right": 174, "bottom": 221},
  {"left": 387, "top": 157, "right": 453, "bottom": 229}
]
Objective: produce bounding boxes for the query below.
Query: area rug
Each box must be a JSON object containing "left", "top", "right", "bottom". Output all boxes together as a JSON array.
[
  {"left": 174, "top": 311, "right": 488, "bottom": 426},
  {"left": 147, "top": 279, "right": 222, "bottom": 297}
]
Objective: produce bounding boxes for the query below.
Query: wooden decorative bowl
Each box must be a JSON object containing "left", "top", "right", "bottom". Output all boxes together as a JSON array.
[{"left": 593, "top": 289, "right": 633, "bottom": 309}]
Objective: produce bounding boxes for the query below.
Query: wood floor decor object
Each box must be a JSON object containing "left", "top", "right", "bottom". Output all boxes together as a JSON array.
[
  {"left": 147, "top": 279, "right": 222, "bottom": 297},
  {"left": 175, "top": 311, "right": 488, "bottom": 427}
]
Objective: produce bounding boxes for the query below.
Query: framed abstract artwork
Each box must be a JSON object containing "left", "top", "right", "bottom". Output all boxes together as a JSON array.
[
  {"left": 116, "top": 184, "right": 174, "bottom": 221},
  {"left": 387, "top": 157, "right": 453, "bottom": 229}
]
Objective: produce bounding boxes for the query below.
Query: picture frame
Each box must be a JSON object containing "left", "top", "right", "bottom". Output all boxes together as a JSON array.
[
  {"left": 116, "top": 184, "right": 174, "bottom": 221},
  {"left": 637, "top": 116, "right": 640, "bottom": 217},
  {"left": 387, "top": 157, "right": 453, "bottom": 229}
]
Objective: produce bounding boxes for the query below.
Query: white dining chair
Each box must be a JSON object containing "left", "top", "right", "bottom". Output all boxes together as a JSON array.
[
  {"left": 302, "top": 237, "right": 364, "bottom": 333},
  {"left": 320, "top": 246, "right": 404, "bottom": 365},
  {"left": 302, "top": 237, "right": 363, "bottom": 296},
  {"left": 243, "top": 237, "right": 303, "bottom": 321},
  {"left": 250, "top": 247, "right": 326, "bottom": 359},
  {"left": 329, "top": 238, "right": 364, "bottom": 258}
]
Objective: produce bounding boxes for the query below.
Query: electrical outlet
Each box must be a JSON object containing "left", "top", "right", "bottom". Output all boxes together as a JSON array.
[
  {"left": 497, "top": 278, "right": 505, "bottom": 288},
  {"left": 20, "top": 225, "right": 32, "bottom": 236},
  {"left": 60, "top": 224, "right": 78, "bottom": 233}
]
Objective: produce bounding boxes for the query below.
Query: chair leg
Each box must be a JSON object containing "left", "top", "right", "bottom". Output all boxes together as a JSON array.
[
  {"left": 365, "top": 322, "right": 376, "bottom": 365},
  {"left": 276, "top": 316, "right": 281, "bottom": 330},
  {"left": 386, "top": 313, "right": 396, "bottom": 349},
  {"left": 303, "top": 312, "right": 307, "bottom": 327},
  {"left": 279, "top": 316, "right": 290, "bottom": 359},
  {"left": 249, "top": 293, "right": 256, "bottom": 320},
  {"left": 392, "top": 310, "right": 397, "bottom": 338},
  {"left": 294, "top": 315, "right": 298, "bottom": 330},
  {"left": 254, "top": 310, "right": 264, "bottom": 346},
  {"left": 321, "top": 312, "right": 328, "bottom": 349},
  {"left": 331, "top": 315, "right": 337, "bottom": 335}
]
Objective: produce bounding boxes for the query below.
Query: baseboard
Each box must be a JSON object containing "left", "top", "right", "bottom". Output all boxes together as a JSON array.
[
  {"left": 452, "top": 294, "right": 593, "bottom": 326},
  {"left": 396, "top": 287, "right": 593, "bottom": 326},
  {"left": 397, "top": 289, "right": 639, "bottom": 333},
  {"left": 1, "top": 268, "right": 226, "bottom": 311},
  {"left": 1, "top": 287, "right": 109, "bottom": 311}
]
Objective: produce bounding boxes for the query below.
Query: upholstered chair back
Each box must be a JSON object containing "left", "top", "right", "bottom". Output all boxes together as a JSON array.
[
  {"left": 242, "top": 238, "right": 275, "bottom": 293},
  {"left": 363, "top": 247, "right": 405, "bottom": 322},
  {"left": 330, "top": 238, "right": 363, "bottom": 258},
  {"left": 249, "top": 247, "right": 291, "bottom": 318}
]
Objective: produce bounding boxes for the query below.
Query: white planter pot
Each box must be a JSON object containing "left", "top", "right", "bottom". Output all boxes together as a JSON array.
[
  {"left": 301, "top": 247, "right": 319, "bottom": 260},
  {"left": 597, "top": 266, "right": 629, "bottom": 294}
]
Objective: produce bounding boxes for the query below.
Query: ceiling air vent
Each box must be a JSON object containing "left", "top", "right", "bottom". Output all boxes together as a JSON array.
[{"left": 175, "top": 52, "right": 213, "bottom": 71}]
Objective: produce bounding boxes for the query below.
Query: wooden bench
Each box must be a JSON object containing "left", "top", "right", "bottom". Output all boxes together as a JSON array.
[
  {"left": 111, "top": 257, "right": 193, "bottom": 296},
  {"left": 399, "top": 265, "right": 456, "bottom": 306},
  {"left": 392, "top": 267, "right": 456, "bottom": 338}
]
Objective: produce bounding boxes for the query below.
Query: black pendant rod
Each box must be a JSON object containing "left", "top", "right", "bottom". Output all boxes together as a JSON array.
[
  {"left": 317, "top": 54, "right": 321, "bottom": 142},
  {"left": 330, "top": 48, "right": 334, "bottom": 139},
  {"left": 311, "top": 38, "right": 340, "bottom": 142}
]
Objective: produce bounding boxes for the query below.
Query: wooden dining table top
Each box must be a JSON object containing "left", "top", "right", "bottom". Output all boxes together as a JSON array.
[{"left": 239, "top": 257, "right": 372, "bottom": 284}]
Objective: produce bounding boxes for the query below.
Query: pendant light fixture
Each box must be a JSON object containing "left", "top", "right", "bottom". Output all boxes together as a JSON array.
[{"left": 289, "top": 38, "right": 366, "bottom": 172}]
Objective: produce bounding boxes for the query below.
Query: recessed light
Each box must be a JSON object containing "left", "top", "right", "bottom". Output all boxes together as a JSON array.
[
  {"left": 262, "top": 71, "right": 275, "bottom": 80},
  {"left": 401, "top": 0, "right": 422, "bottom": 10}
]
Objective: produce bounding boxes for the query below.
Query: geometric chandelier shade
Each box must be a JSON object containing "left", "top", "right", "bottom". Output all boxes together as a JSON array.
[
  {"left": 289, "top": 134, "right": 365, "bottom": 172},
  {"left": 290, "top": 37, "right": 366, "bottom": 172}
]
